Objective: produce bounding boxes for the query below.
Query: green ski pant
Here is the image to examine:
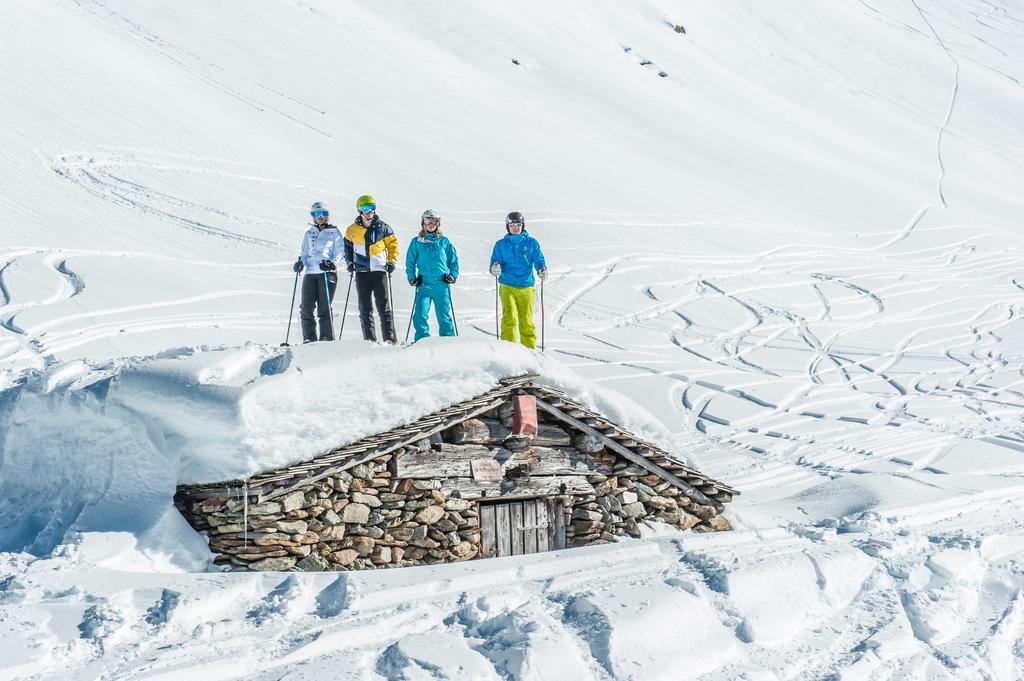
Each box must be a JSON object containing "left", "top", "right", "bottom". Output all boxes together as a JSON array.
[{"left": 499, "top": 283, "right": 537, "bottom": 349}]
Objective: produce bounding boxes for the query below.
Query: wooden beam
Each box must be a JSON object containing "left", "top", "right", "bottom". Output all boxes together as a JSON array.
[
  {"left": 450, "top": 418, "right": 571, "bottom": 447},
  {"left": 175, "top": 485, "right": 241, "bottom": 501},
  {"left": 480, "top": 503, "right": 497, "bottom": 558},
  {"left": 496, "top": 503, "right": 511, "bottom": 557},
  {"left": 395, "top": 444, "right": 613, "bottom": 479},
  {"left": 501, "top": 373, "right": 540, "bottom": 385},
  {"left": 549, "top": 499, "right": 566, "bottom": 551},
  {"left": 523, "top": 499, "right": 538, "bottom": 554},
  {"left": 510, "top": 501, "right": 525, "bottom": 555},
  {"left": 537, "top": 500, "right": 552, "bottom": 552},
  {"left": 440, "top": 475, "right": 593, "bottom": 501},
  {"left": 534, "top": 399, "right": 723, "bottom": 512}
]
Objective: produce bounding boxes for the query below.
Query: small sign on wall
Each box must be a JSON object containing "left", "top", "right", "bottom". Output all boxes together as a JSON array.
[{"left": 471, "top": 459, "right": 502, "bottom": 481}]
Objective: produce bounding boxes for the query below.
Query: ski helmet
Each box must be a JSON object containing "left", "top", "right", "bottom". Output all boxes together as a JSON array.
[
  {"left": 310, "top": 201, "right": 329, "bottom": 216},
  {"left": 421, "top": 209, "right": 440, "bottom": 227},
  {"left": 505, "top": 211, "right": 525, "bottom": 232},
  {"left": 356, "top": 195, "right": 376, "bottom": 212}
]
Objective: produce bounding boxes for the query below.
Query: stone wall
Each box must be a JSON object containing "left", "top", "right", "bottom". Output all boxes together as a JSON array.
[
  {"left": 177, "top": 453, "right": 481, "bottom": 572},
  {"left": 566, "top": 461, "right": 732, "bottom": 548}
]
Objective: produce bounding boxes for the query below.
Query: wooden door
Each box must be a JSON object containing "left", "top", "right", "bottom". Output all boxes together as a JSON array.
[{"left": 479, "top": 498, "right": 565, "bottom": 558}]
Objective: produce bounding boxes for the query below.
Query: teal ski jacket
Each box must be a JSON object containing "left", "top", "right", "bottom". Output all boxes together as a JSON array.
[{"left": 406, "top": 231, "right": 459, "bottom": 285}]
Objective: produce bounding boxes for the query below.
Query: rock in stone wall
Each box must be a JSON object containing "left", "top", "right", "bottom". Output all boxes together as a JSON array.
[{"left": 565, "top": 461, "right": 732, "bottom": 548}]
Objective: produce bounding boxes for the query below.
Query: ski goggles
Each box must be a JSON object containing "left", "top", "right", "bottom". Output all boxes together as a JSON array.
[
  {"left": 422, "top": 217, "right": 439, "bottom": 225},
  {"left": 358, "top": 204, "right": 376, "bottom": 213},
  {"left": 311, "top": 210, "right": 329, "bottom": 218},
  {"left": 507, "top": 221, "right": 524, "bottom": 229}
]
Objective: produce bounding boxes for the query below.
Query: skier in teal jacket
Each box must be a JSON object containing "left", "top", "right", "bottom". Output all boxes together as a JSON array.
[{"left": 405, "top": 210, "right": 460, "bottom": 341}]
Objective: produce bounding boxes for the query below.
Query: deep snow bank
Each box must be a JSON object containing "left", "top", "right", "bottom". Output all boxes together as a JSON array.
[{"left": 0, "top": 338, "right": 672, "bottom": 560}]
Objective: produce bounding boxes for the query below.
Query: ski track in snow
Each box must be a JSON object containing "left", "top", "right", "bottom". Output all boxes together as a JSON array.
[
  {"left": 912, "top": 0, "right": 962, "bottom": 209},
  {"left": 0, "top": 251, "right": 85, "bottom": 369},
  {"left": 0, "top": 247, "right": 293, "bottom": 370},
  {"left": 49, "top": 151, "right": 290, "bottom": 249},
  {"left": 64, "top": 0, "right": 332, "bottom": 138},
  {"left": 549, "top": 218, "right": 1024, "bottom": 500}
]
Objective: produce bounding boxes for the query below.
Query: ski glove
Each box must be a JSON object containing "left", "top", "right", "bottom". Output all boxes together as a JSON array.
[
  {"left": 538, "top": 267, "right": 548, "bottom": 281},
  {"left": 346, "top": 262, "right": 355, "bottom": 273},
  {"left": 489, "top": 262, "right": 501, "bottom": 277},
  {"left": 293, "top": 258, "right": 304, "bottom": 273},
  {"left": 384, "top": 262, "right": 396, "bottom": 275},
  {"left": 320, "top": 259, "right": 337, "bottom": 272},
  {"left": 443, "top": 273, "right": 456, "bottom": 284},
  {"left": 410, "top": 275, "right": 423, "bottom": 287}
]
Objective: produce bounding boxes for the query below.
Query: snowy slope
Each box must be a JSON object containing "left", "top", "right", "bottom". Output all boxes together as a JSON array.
[{"left": 3, "top": 0, "right": 1024, "bottom": 679}]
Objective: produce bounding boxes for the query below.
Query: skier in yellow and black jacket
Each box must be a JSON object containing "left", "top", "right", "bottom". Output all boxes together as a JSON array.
[{"left": 343, "top": 194, "right": 400, "bottom": 342}]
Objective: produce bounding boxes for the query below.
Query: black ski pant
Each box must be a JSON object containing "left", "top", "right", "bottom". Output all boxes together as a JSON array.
[
  {"left": 299, "top": 272, "right": 338, "bottom": 342},
  {"left": 355, "top": 271, "right": 397, "bottom": 342}
]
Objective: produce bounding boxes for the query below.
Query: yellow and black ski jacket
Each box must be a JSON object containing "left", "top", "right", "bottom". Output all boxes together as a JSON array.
[{"left": 343, "top": 215, "right": 399, "bottom": 272}]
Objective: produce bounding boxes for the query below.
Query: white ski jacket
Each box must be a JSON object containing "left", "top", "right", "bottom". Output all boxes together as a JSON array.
[{"left": 300, "top": 223, "right": 344, "bottom": 274}]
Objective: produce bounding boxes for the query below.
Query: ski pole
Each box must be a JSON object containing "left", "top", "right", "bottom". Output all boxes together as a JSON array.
[
  {"left": 494, "top": 275, "right": 500, "bottom": 339},
  {"left": 339, "top": 272, "right": 354, "bottom": 339},
  {"left": 448, "top": 282, "right": 460, "bottom": 337},
  {"left": 540, "top": 278, "right": 545, "bottom": 352},
  {"left": 323, "top": 271, "right": 335, "bottom": 340},
  {"left": 282, "top": 270, "right": 299, "bottom": 346},
  {"left": 405, "top": 285, "right": 418, "bottom": 344},
  {"left": 386, "top": 271, "right": 396, "bottom": 343}
]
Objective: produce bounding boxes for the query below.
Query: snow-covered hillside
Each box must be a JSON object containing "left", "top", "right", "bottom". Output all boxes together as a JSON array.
[{"left": 2, "top": 0, "right": 1024, "bottom": 679}]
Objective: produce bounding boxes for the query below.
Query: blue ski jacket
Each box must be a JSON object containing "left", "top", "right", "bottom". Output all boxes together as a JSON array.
[
  {"left": 406, "top": 231, "right": 459, "bottom": 285},
  {"left": 489, "top": 230, "right": 546, "bottom": 288}
]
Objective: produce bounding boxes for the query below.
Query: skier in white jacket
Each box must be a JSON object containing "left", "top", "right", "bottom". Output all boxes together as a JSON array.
[{"left": 293, "top": 202, "right": 344, "bottom": 342}]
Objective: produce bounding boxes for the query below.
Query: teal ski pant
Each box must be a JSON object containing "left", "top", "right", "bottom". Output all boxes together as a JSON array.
[{"left": 412, "top": 284, "right": 455, "bottom": 340}]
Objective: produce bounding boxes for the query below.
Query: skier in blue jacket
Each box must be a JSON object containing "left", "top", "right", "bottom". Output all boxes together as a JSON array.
[
  {"left": 405, "top": 210, "right": 460, "bottom": 341},
  {"left": 489, "top": 211, "right": 547, "bottom": 348}
]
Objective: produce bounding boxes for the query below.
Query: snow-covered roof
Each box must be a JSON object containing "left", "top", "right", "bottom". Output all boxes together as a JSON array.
[{"left": 176, "top": 373, "right": 737, "bottom": 509}]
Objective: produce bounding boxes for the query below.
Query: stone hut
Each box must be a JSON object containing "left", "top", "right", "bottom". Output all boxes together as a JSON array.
[{"left": 175, "top": 376, "right": 739, "bottom": 571}]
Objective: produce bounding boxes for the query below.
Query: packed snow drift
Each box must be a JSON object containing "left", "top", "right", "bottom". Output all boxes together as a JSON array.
[{"left": 2, "top": 0, "right": 1024, "bottom": 679}]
